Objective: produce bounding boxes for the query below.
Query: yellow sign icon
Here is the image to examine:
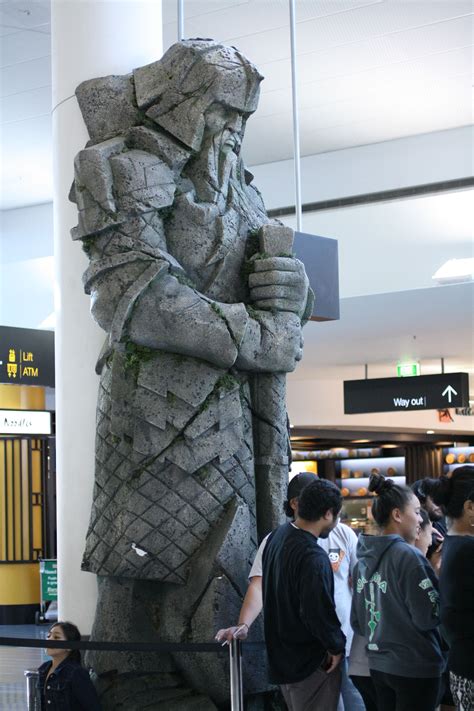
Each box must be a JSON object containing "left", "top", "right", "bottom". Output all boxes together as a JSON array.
[{"left": 7, "top": 363, "right": 18, "bottom": 378}]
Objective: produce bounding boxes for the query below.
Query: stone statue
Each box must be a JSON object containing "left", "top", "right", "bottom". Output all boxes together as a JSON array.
[{"left": 71, "top": 39, "right": 314, "bottom": 710}]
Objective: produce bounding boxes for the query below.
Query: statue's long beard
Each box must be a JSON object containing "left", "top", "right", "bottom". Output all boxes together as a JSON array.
[{"left": 186, "top": 133, "right": 238, "bottom": 210}]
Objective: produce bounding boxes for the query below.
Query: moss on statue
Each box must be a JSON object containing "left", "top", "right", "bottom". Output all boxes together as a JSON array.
[
  {"left": 124, "top": 341, "right": 155, "bottom": 380},
  {"left": 81, "top": 236, "right": 95, "bottom": 256},
  {"left": 171, "top": 269, "right": 198, "bottom": 290},
  {"left": 216, "top": 373, "right": 240, "bottom": 393}
]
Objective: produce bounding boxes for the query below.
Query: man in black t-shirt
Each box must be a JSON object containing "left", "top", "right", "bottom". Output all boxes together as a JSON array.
[{"left": 262, "top": 479, "right": 345, "bottom": 711}]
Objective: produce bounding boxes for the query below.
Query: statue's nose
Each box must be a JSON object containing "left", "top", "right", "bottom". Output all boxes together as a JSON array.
[{"left": 227, "top": 114, "right": 242, "bottom": 132}]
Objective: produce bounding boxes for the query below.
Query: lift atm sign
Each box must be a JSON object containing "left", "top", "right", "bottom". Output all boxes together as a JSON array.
[
  {"left": 0, "top": 326, "right": 54, "bottom": 386},
  {"left": 344, "top": 373, "right": 469, "bottom": 414}
]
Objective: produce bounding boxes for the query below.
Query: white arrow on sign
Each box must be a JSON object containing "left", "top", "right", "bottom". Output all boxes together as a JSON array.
[{"left": 442, "top": 385, "right": 458, "bottom": 403}]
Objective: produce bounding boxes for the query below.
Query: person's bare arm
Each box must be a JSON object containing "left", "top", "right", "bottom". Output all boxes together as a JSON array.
[{"left": 215, "top": 576, "right": 263, "bottom": 643}]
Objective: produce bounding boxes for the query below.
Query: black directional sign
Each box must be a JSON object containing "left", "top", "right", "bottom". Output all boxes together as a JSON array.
[
  {"left": 0, "top": 326, "right": 55, "bottom": 387},
  {"left": 344, "top": 372, "right": 470, "bottom": 414}
]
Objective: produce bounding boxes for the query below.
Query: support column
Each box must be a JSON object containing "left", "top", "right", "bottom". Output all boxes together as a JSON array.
[{"left": 51, "top": 0, "right": 163, "bottom": 632}]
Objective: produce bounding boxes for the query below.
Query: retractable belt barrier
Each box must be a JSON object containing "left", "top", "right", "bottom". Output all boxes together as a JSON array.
[
  {"left": 0, "top": 636, "right": 264, "bottom": 652},
  {"left": 2, "top": 637, "right": 262, "bottom": 711}
]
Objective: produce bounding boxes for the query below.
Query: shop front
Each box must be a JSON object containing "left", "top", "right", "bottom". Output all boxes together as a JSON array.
[
  {"left": 0, "top": 326, "right": 56, "bottom": 624},
  {"left": 290, "top": 428, "right": 474, "bottom": 535}
]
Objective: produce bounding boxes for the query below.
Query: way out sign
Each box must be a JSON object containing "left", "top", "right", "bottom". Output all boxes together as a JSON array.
[{"left": 344, "top": 372, "right": 470, "bottom": 414}]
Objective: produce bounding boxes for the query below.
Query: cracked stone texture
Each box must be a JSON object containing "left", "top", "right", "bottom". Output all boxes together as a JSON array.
[{"left": 72, "top": 39, "right": 314, "bottom": 708}]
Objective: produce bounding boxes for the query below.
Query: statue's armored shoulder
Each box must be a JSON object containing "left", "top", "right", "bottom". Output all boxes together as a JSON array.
[{"left": 71, "top": 72, "right": 192, "bottom": 240}]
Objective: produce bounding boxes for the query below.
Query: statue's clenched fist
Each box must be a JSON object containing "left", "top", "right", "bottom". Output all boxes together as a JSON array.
[
  {"left": 249, "top": 257, "right": 309, "bottom": 318},
  {"left": 236, "top": 311, "right": 304, "bottom": 373}
]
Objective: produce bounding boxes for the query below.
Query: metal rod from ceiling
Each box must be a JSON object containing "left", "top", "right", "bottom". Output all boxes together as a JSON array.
[
  {"left": 289, "top": 0, "right": 302, "bottom": 232},
  {"left": 177, "top": 0, "right": 184, "bottom": 41}
]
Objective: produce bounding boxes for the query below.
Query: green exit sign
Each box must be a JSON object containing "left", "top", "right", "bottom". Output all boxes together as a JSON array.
[{"left": 397, "top": 362, "right": 420, "bottom": 377}]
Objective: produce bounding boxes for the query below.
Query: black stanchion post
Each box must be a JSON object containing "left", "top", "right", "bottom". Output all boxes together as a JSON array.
[{"left": 229, "top": 638, "right": 244, "bottom": 711}]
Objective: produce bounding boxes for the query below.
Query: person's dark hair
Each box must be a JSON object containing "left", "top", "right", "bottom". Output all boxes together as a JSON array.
[
  {"left": 418, "top": 508, "right": 431, "bottom": 530},
  {"left": 298, "top": 479, "right": 342, "bottom": 522},
  {"left": 369, "top": 473, "right": 414, "bottom": 527},
  {"left": 49, "top": 621, "right": 82, "bottom": 664},
  {"left": 431, "top": 466, "right": 474, "bottom": 519},
  {"left": 411, "top": 478, "right": 439, "bottom": 505},
  {"left": 283, "top": 472, "right": 317, "bottom": 517}
]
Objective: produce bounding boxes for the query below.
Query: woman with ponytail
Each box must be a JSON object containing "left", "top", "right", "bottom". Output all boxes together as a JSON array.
[
  {"left": 433, "top": 466, "right": 474, "bottom": 711},
  {"left": 38, "top": 621, "right": 101, "bottom": 710},
  {"left": 350, "top": 472, "right": 445, "bottom": 711}
]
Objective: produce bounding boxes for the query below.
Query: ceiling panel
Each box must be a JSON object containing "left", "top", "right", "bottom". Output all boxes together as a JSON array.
[
  {"left": 294, "top": 283, "right": 474, "bottom": 370},
  {"left": 284, "top": 189, "right": 473, "bottom": 298},
  {"left": 163, "top": 0, "right": 472, "bottom": 58},
  {"left": 292, "top": 0, "right": 473, "bottom": 54},
  {"left": 0, "top": 25, "right": 50, "bottom": 66},
  {"left": 244, "top": 55, "right": 471, "bottom": 163},
  {"left": 0, "top": 54, "right": 51, "bottom": 97},
  {"left": 257, "top": 71, "right": 470, "bottom": 118},
  {"left": 163, "top": 0, "right": 385, "bottom": 47},
  {"left": 258, "top": 44, "right": 471, "bottom": 92},
  {"left": 162, "top": 0, "right": 249, "bottom": 25},
  {"left": 255, "top": 64, "right": 471, "bottom": 124},
  {"left": 244, "top": 110, "right": 471, "bottom": 165},
  {"left": 0, "top": 0, "right": 50, "bottom": 31},
  {"left": 1, "top": 0, "right": 473, "bottom": 208},
  {"left": 0, "top": 84, "right": 51, "bottom": 123},
  {"left": 161, "top": 0, "right": 473, "bottom": 165},
  {"left": 0, "top": 113, "right": 52, "bottom": 209}
]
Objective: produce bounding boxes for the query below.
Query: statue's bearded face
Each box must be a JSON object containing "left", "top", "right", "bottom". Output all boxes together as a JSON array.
[{"left": 203, "top": 102, "right": 244, "bottom": 155}]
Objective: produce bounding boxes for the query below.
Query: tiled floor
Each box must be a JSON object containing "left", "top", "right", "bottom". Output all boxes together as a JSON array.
[{"left": 0, "top": 625, "right": 47, "bottom": 710}]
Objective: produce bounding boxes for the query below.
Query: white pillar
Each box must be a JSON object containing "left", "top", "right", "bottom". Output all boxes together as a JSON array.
[{"left": 52, "top": 0, "right": 163, "bottom": 632}]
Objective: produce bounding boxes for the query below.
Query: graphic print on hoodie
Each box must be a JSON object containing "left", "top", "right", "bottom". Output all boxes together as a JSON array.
[{"left": 350, "top": 534, "right": 445, "bottom": 679}]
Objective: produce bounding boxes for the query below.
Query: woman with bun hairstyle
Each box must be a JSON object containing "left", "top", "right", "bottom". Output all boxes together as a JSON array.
[
  {"left": 38, "top": 621, "right": 101, "bottom": 710},
  {"left": 350, "top": 472, "right": 445, "bottom": 711},
  {"left": 433, "top": 466, "right": 474, "bottom": 711}
]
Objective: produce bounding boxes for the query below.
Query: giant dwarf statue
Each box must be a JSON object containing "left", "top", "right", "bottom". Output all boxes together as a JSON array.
[{"left": 71, "top": 40, "right": 314, "bottom": 709}]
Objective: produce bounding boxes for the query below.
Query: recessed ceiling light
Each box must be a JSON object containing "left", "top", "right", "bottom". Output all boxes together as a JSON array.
[
  {"left": 352, "top": 439, "right": 370, "bottom": 443},
  {"left": 432, "top": 258, "right": 474, "bottom": 284},
  {"left": 382, "top": 444, "right": 398, "bottom": 449},
  {"left": 426, "top": 430, "right": 435, "bottom": 434}
]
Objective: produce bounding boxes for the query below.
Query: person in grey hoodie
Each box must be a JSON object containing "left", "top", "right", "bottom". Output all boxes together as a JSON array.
[{"left": 351, "top": 473, "right": 445, "bottom": 711}]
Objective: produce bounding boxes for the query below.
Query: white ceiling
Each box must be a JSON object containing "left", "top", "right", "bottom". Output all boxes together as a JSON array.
[
  {"left": 283, "top": 188, "right": 474, "bottom": 298},
  {"left": 296, "top": 282, "right": 474, "bottom": 374},
  {"left": 0, "top": 0, "right": 472, "bottom": 209},
  {"left": 162, "top": 0, "right": 474, "bottom": 165},
  {"left": 0, "top": 0, "right": 52, "bottom": 210}
]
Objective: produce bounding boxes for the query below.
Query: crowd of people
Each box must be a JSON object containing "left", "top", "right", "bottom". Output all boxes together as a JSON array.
[
  {"left": 37, "top": 466, "right": 473, "bottom": 711},
  {"left": 216, "top": 465, "right": 474, "bottom": 711}
]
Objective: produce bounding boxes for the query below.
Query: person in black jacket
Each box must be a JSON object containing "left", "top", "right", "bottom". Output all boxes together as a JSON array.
[
  {"left": 433, "top": 466, "right": 474, "bottom": 711},
  {"left": 261, "top": 478, "right": 345, "bottom": 711},
  {"left": 38, "top": 621, "right": 101, "bottom": 710}
]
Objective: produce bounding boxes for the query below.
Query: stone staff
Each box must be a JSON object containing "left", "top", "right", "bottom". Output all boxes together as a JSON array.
[{"left": 251, "top": 223, "right": 304, "bottom": 540}]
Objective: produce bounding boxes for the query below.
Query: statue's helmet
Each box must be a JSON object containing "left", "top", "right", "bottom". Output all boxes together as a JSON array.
[{"left": 133, "top": 39, "right": 264, "bottom": 151}]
